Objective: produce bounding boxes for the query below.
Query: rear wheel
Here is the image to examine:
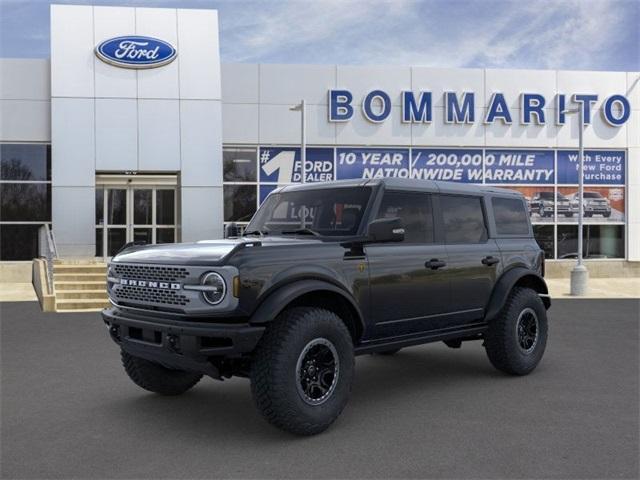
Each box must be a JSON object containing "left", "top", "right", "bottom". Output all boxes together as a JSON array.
[
  {"left": 484, "top": 287, "right": 548, "bottom": 375},
  {"left": 250, "top": 307, "right": 354, "bottom": 435},
  {"left": 121, "top": 350, "right": 202, "bottom": 395}
]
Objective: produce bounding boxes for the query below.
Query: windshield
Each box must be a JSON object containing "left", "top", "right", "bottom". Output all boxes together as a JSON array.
[
  {"left": 538, "top": 192, "right": 567, "bottom": 200},
  {"left": 584, "top": 192, "right": 603, "bottom": 198},
  {"left": 245, "top": 187, "right": 372, "bottom": 237}
]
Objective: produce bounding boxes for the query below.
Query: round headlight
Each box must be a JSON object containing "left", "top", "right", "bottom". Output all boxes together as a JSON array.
[{"left": 201, "top": 272, "right": 226, "bottom": 305}]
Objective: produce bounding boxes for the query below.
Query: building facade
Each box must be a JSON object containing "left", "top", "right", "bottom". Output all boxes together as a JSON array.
[{"left": 0, "top": 4, "right": 639, "bottom": 266}]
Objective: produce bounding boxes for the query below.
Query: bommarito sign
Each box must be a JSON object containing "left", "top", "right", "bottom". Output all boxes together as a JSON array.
[{"left": 328, "top": 90, "right": 631, "bottom": 127}]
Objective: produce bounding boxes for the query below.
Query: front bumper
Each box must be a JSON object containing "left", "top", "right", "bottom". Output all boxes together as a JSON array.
[
  {"left": 585, "top": 205, "right": 611, "bottom": 214},
  {"left": 102, "top": 307, "right": 265, "bottom": 377}
]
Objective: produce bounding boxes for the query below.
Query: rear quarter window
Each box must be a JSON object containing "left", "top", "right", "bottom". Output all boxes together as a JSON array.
[
  {"left": 440, "top": 195, "right": 488, "bottom": 244},
  {"left": 492, "top": 197, "right": 530, "bottom": 235}
]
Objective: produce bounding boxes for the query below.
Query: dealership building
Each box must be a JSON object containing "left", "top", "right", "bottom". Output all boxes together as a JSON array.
[{"left": 1, "top": 4, "right": 639, "bottom": 273}]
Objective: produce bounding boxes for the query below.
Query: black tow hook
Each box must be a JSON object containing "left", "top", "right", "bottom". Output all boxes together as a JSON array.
[
  {"left": 109, "top": 325, "right": 121, "bottom": 342},
  {"left": 167, "top": 334, "right": 181, "bottom": 353}
]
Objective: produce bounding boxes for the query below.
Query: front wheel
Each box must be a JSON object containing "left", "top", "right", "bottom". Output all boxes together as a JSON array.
[
  {"left": 121, "top": 350, "right": 202, "bottom": 395},
  {"left": 484, "top": 287, "right": 548, "bottom": 375},
  {"left": 250, "top": 307, "right": 354, "bottom": 435}
]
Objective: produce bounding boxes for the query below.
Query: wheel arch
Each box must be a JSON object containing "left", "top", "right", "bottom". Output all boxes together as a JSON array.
[
  {"left": 249, "top": 279, "right": 365, "bottom": 343},
  {"left": 485, "top": 267, "right": 550, "bottom": 322}
]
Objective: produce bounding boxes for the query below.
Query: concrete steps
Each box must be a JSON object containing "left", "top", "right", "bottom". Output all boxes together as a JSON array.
[
  {"left": 53, "top": 264, "right": 108, "bottom": 275},
  {"left": 52, "top": 261, "right": 109, "bottom": 312},
  {"left": 55, "top": 281, "right": 107, "bottom": 291},
  {"left": 56, "top": 290, "right": 109, "bottom": 300}
]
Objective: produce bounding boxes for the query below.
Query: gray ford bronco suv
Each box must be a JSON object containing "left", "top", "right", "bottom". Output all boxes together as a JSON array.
[{"left": 103, "top": 179, "right": 551, "bottom": 435}]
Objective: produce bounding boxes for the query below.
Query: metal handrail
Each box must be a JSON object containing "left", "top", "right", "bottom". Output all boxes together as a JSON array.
[{"left": 38, "top": 224, "right": 58, "bottom": 293}]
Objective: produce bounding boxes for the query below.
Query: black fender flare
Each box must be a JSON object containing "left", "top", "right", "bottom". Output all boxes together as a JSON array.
[
  {"left": 484, "top": 268, "right": 550, "bottom": 322},
  {"left": 249, "top": 279, "right": 365, "bottom": 334}
]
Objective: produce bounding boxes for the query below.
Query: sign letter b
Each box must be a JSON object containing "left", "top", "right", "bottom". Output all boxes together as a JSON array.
[{"left": 329, "top": 90, "right": 354, "bottom": 122}]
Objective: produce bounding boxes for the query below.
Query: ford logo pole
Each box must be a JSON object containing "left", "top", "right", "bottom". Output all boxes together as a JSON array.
[{"left": 95, "top": 36, "right": 177, "bottom": 69}]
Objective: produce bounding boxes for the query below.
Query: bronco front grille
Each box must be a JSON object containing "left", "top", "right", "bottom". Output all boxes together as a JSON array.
[
  {"left": 114, "top": 285, "right": 190, "bottom": 306},
  {"left": 112, "top": 264, "right": 189, "bottom": 282}
]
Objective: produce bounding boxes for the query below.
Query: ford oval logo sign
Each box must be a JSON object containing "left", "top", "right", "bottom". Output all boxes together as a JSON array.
[{"left": 95, "top": 36, "right": 177, "bottom": 69}]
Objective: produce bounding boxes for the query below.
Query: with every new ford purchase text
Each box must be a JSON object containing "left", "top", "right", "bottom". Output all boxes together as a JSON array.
[{"left": 102, "top": 179, "right": 551, "bottom": 435}]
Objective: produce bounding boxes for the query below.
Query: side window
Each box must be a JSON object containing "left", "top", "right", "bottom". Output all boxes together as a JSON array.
[
  {"left": 492, "top": 197, "right": 530, "bottom": 235},
  {"left": 376, "top": 191, "right": 434, "bottom": 243},
  {"left": 440, "top": 195, "right": 487, "bottom": 244}
]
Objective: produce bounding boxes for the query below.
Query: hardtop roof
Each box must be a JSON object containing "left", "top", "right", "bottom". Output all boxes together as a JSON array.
[{"left": 279, "top": 178, "right": 522, "bottom": 197}]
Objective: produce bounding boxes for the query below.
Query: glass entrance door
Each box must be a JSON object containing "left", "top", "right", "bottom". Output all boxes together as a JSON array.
[{"left": 96, "top": 185, "right": 177, "bottom": 258}]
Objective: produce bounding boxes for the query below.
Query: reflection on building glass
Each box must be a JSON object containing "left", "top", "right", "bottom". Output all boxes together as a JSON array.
[
  {"left": 223, "top": 184, "right": 257, "bottom": 222},
  {"left": 557, "top": 225, "right": 624, "bottom": 259},
  {"left": 224, "top": 147, "right": 257, "bottom": 182}
]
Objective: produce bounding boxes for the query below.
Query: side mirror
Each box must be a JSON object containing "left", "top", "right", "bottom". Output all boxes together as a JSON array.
[
  {"left": 225, "top": 222, "right": 240, "bottom": 238},
  {"left": 366, "top": 217, "right": 405, "bottom": 243}
]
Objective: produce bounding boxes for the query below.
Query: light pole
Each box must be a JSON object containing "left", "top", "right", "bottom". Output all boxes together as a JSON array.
[
  {"left": 563, "top": 104, "right": 588, "bottom": 295},
  {"left": 289, "top": 100, "right": 306, "bottom": 184}
]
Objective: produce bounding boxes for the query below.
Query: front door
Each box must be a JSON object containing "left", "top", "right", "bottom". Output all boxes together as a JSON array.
[
  {"left": 366, "top": 190, "right": 451, "bottom": 339},
  {"left": 96, "top": 177, "right": 177, "bottom": 258}
]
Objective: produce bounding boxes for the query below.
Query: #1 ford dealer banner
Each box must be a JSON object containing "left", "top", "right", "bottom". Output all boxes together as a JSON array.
[{"left": 259, "top": 147, "right": 334, "bottom": 183}]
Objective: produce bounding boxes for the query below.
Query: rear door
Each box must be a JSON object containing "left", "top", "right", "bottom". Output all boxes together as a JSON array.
[
  {"left": 438, "top": 194, "right": 501, "bottom": 326},
  {"left": 365, "top": 190, "right": 450, "bottom": 338}
]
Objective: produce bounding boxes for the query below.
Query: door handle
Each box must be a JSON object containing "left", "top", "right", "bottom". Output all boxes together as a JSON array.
[
  {"left": 482, "top": 256, "right": 500, "bottom": 266},
  {"left": 425, "top": 259, "right": 446, "bottom": 270}
]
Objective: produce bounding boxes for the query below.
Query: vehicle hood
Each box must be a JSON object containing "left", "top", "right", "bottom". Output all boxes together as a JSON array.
[{"left": 111, "top": 236, "right": 325, "bottom": 265}]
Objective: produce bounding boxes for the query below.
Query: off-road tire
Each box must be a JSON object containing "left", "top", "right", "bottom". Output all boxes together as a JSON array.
[
  {"left": 603, "top": 211, "right": 611, "bottom": 218},
  {"left": 250, "top": 307, "right": 355, "bottom": 435},
  {"left": 121, "top": 350, "right": 202, "bottom": 395},
  {"left": 484, "top": 287, "right": 548, "bottom": 375}
]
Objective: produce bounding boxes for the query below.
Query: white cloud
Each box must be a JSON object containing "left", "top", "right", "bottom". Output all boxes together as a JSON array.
[{"left": 218, "top": 0, "right": 637, "bottom": 71}]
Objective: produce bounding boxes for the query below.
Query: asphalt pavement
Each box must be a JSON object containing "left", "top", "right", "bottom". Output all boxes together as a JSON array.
[{"left": 1, "top": 300, "right": 638, "bottom": 479}]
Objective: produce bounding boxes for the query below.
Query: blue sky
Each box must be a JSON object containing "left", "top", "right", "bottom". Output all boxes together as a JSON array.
[{"left": 0, "top": 0, "right": 638, "bottom": 70}]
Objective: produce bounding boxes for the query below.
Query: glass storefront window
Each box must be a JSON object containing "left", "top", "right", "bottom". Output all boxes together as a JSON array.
[
  {"left": 107, "top": 189, "right": 127, "bottom": 225},
  {"left": 224, "top": 185, "right": 257, "bottom": 222},
  {"left": 223, "top": 147, "right": 257, "bottom": 182},
  {"left": 133, "top": 189, "right": 152, "bottom": 225},
  {"left": 0, "top": 224, "right": 41, "bottom": 260},
  {"left": 557, "top": 225, "right": 624, "bottom": 259},
  {"left": 156, "top": 228, "right": 175, "bottom": 244},
  {"left": 95, "top": 228, "right": 103, "bottom": 257},
  {"left": 0, "top": 183, "right": 51, "bottom": 221},
  {"left": 107, "top": 228, "right": 127, "bottom": 256},
  {"left": 0, "top": 144, "right": 51, "bottom": 181},
  {"left": 95, "top": 188, "right": 104, "bottom": 226},
  {"left": 156, "top": 190, "right": 175, "bottom": 225},
  {"left": 533, "top": 225, "right": 554, "bottom": 260}
]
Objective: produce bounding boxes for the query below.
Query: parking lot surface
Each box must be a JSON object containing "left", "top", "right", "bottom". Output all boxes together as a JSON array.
[{"left": 1, "top": 300, "right": 638, "bottom": 479}]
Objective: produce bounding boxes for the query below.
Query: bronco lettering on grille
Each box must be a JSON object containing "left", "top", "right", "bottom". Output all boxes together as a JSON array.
[{"left": 119, "top": 279, "right": 181, "bottom": 290}]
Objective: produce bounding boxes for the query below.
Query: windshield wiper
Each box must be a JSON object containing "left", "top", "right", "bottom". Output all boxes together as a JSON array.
[
  {"left": 243, "top": 229, "right": 269, "bottom": 237},
  {"left": 281, "top": 228, "right": 321, "bottom": 237}
]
